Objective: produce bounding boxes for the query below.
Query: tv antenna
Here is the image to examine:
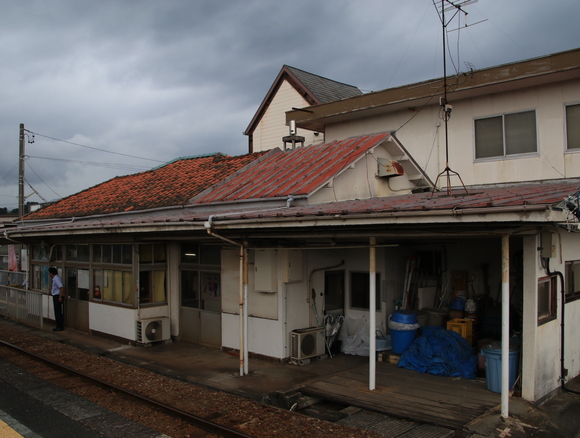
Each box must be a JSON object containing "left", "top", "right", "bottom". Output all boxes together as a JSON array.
[{"left": 432, "top": 0, "right": 477, "bottom": 197}]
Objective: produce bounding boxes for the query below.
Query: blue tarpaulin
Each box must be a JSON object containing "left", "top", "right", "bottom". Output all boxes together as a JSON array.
[{"left": 397, "top": 330, "right": 477, "bottom": 379}]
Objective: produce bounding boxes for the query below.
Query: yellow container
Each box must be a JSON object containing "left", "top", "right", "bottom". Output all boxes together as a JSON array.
[{"left": 447, "top": 318, "right": 473, "bottom": 345}]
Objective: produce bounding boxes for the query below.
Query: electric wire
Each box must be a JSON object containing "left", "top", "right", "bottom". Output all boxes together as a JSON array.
[
  {"left": 385, "top": 3, "right": 432, "bottom": 88},
  {"left": 27, "top": 131, "right": 165, "bottom": 164},
  {"left": 26, "top": 155, "right": 151, "bottom": 172},
  {"left": 25, "top": 160, "right": 62, "bottom": 199}
]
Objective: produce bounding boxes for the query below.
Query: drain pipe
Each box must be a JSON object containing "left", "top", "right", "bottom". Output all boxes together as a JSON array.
[
  {"left": 204, "top": 217, "right": 248, "bottom": 376},
  {"left": 545, "top": 258, "right": 580, "bottom": 395}
]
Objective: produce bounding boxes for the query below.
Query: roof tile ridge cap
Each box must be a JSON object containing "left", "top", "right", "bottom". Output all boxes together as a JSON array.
[{"left": 188, "top": 148, "right": 282, "bottom": 204}]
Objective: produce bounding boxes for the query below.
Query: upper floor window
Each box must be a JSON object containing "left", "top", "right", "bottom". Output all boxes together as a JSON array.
[
  {"left": 475, "top": 110, "right": 537, "bottom": 159},
  {"left": 566, "top": 104, "right": 580, "bottom": 151}
]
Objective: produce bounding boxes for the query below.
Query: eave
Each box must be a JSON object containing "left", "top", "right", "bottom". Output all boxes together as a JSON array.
[{"left": 287, "top": 48, "right": 580, "bottom": 132}]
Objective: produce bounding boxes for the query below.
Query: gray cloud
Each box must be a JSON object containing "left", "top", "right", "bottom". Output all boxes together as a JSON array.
[{"left": 0, "top": 0, "right": 578, "bottom": 210}]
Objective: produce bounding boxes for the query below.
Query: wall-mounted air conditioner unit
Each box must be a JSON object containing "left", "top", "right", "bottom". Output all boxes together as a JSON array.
[
  {"left": 137, "top": 317, "right": 170, "bottom": 344},
  {"left": 290, "top": 327, "right": 325, "bottom": 360}
]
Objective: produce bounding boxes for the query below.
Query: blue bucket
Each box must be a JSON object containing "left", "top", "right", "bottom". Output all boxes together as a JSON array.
[
  {"left": 481, "top": 344, "right": 520, "bottom": 393},
  {"left": 391, "top": 310, "right": 418, "bottom": 324},
  {"left": 391, "top": 328, "right": 417, "bottom": 354}
]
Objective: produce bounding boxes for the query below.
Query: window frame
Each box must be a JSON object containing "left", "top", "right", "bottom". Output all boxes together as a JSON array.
[
  {"left": 349, "top": 271, "right": 381, "bottom": 311},
  {"left": 179, "top": 244, "right": 221, "bottom": 312},
  {"left": 565, "top": 260, "right": 580, "bottom": 303},
  {"left": 474, "top": 110, "right": 538, "bottom": 160},
  {"left": 138, "top": 244, "right": 167, "bottom": 305},
  {"left": 565, "top": 103, "right": 580, "bottom": 152},
  {"left": 537, "top": 275, "right": 557, "bottom": 325}
]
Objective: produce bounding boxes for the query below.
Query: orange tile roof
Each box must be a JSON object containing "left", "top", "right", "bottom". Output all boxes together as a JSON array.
[{"left": 25, "top": 152, "right": 266, "bottom": 220}]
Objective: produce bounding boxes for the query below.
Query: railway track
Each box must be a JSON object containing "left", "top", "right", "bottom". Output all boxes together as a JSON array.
[
  {"left": 0, "top": 322, "right": 382, "bottom": 438},
  {"left": 0, "top": 337, "right": 254, "bottom": 438}
]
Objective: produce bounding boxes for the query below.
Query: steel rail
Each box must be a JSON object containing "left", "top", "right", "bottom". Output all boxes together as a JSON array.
[{"left": 0, "top": 338, "right": 255, "bottom": 438}]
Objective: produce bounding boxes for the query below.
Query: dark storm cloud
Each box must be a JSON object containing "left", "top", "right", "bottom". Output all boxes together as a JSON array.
[{"left": 0, "top": 0, "right": 578, "bottom": 210}]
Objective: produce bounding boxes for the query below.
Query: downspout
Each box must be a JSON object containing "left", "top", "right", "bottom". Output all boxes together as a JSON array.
[
  {"left": 204, "top": 217, "right": 248, "bottom": 376},
  {"left": 545, "top": 258, "right": 580, "bottom": 395}
]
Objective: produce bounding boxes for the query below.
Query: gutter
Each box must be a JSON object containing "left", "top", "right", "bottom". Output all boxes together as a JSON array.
[{"left": 200, "top": 204, "right": 553, "bottom": 227}]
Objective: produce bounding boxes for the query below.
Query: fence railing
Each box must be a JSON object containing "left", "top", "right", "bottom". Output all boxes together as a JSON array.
[
  {"left": 0, "top": 285, "right": 44, "bottom": 329},
  {"left": 0, "top": 270, "right": 26, "bottom": 288}
]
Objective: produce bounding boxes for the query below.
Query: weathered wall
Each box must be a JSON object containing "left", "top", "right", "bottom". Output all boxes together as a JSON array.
[
  {"left": 252, "top": 80, "right": 324, "bottom": 152},
  {"left": 324, "top": 79, "right": 580, "bottom": 186}
]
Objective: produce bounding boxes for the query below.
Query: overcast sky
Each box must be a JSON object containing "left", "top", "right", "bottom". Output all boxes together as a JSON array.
[{"left": 0, "top": 0, "right": 578, "bottom": 211}]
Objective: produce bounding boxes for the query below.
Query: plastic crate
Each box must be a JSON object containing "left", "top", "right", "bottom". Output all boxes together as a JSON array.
[{"left": 447, "top": 318, "right": 473, "bottom": 345}]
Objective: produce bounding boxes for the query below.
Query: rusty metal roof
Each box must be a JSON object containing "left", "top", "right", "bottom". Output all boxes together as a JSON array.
[
  {"left": 193, "top": 132, "right": 393, "bottom": 204},
  {"left": 12, "top": 179, "right": 579, "bottom": 237}
]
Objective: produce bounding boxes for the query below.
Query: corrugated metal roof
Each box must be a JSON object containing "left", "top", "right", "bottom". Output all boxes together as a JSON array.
[
  {"left": 193, "top": 132, "right": 393, "bottom": 204},
  {"left": 12, "top": 180, "right": 579, "bottom": 235}
]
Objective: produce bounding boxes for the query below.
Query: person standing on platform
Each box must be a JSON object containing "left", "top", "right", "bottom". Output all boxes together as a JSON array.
[{"left": 48, "top": 267, "right": 65, "bottom": 331}]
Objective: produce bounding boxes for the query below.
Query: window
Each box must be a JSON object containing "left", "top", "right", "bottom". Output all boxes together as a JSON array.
[
  {"left": 94, "top": 244, "right": 132, "bottom": 264},
  {"left": 566, "top": 104, "right": 580, "bottom": 151},
  {"left": 538, "top": 275, "right": 557, "bottom": 325},
  {"left": 180, "top": 244, "right": 221, "bottom": 312},
  {"left": 66, "top": 244, "right": 89, "bottom": 262},
  {"left": 139, "top": 244, "right": 167, "bottom": 304},
  {"left": 350, "top": 271, "right": 381, "bottom": 311},
  {"left": 475, "top": 110, "right": 537, "bottom": 159},
  {"left": 565, "top": 260, "right": 580, "bottom": 302},
  {"left": 325, "top": 270, "right": 345, "bottom": 313},
  {"left": 65, "top": 267, "right": 90, "bottom": 301},
  {"left": 93, "top": 269, "right": 133, "bottom": 304}
]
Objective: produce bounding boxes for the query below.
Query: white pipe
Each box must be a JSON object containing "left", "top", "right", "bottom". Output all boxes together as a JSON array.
[
  {"left": 243, "top": 247, "right": 249, "bottom": 375},
  {"left": 205, "top": 227, "right": 246, "bottom": 376},
  {"left": 369, "top": 236, "right": 377, "bottom": 391},
  {"left": 239, "top": 244, "right": 244, "bottom": 377},
  {"left": 501, "top": 234, "right": 510, "bottom": 418}
]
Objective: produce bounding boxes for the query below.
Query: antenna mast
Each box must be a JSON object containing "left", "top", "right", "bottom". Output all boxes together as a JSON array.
[{"left": 432, "top": 0, "right": 476, "bottom": 196}]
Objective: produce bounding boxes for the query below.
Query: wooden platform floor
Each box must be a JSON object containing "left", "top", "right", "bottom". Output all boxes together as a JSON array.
[{"left": 299, "top": 362, "right": 500, "bottom": 429}]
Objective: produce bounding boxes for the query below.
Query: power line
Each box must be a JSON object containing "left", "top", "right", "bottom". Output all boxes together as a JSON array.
[
  {"left": 25, "top": 161, "right": 62, "bottom": 199},
  {"left": 26, "top": 155, "right": 151, "bottom": 172},
  {"left": 27, "top": 130, "right": 165, "bottom": 163}
]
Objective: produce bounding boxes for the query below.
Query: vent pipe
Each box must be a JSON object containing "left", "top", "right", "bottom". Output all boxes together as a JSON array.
[{"left": 283, "top": 120, "right": 305, "bottom": 150}]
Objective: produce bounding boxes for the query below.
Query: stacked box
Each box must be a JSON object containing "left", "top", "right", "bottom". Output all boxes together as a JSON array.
[{"left": 447, "top": 318, "right": 473, "bottom": 345}]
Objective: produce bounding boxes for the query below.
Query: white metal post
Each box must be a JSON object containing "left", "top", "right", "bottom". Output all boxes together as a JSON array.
[
  {"left": 369, "top": 237, "right": 377, "bottom": 390},
  {"left": 501, "top": 234, "right": 511, "bottom": 418}
]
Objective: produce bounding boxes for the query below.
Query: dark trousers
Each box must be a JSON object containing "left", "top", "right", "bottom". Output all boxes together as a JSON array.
[{"left": 52, "top": 295, "right": 64, "bottom": 329}]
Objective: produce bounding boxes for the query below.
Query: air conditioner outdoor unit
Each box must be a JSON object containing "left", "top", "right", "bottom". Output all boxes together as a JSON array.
[
  {"left": 290, "top": 327, "right": 325, "bottom": 360},
  {"left": 137, "top": 317, "right": 170, "bottom": 344}
]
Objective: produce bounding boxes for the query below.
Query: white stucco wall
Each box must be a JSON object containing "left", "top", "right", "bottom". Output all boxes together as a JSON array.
[
  {"left": 252, "top": 80, "right": 324, "bottom": 152},
  {"left": 308, "top": 143, "right": 422, "bottom": 205},
  {"left": 324, "top": 79, "right": 580, "bottom": 186},
  {"left": 221, "top": 246, "right": 395, "bottom": 360},
  {"left": 522, "top": 229, "right": 580, "bottom": 401},
  {"left": 89, "top": 303, "right": 139, "bottom": 340}
]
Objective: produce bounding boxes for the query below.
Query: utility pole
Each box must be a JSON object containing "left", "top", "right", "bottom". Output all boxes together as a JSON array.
[{"left": 19, "top": 123, "right": 25, "bottom": 217}]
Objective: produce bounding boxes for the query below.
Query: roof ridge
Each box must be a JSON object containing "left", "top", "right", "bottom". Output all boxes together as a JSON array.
[{"left": 284, "top": 65, "right": 361, "bottom": 89}]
